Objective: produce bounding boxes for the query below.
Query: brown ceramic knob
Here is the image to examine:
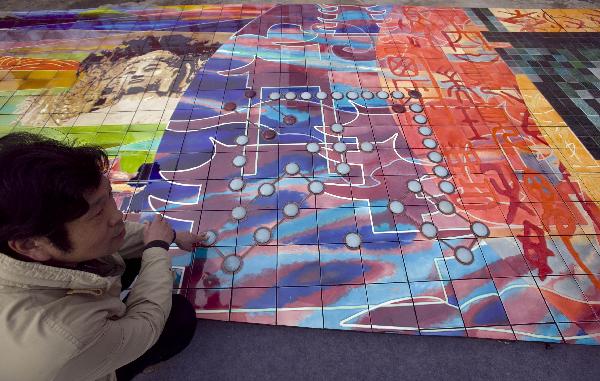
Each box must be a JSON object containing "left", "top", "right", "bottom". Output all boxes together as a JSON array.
[
  {"left": 262, "top": 129, "right": 277, "bottom": 140},
  {"left": 223, "top": 102, "right": 237, "bottom": 111},
  {"left": 392, "top": 104, "right": 406, "bottom": 113},
  {"left": 283, "top": 115, "right": 296, "bottom": 125},
  {"left": 408, "top": 90, "right": 422, "bottom": 99}
]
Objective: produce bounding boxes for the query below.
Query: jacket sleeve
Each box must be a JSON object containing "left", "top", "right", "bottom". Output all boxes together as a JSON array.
[
  {"left": 117, "top": 221, "right": 146, "bottom": 259},
  {"left": 54, "top": 247, "right": 174, "bottom": 380}
]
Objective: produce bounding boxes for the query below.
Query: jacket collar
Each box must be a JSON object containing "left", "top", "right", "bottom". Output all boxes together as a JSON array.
[{"left": 0, "top": 251, "right": 124, "bottom": 294}]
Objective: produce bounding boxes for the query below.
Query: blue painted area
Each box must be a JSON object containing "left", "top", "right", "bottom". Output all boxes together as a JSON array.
[
  {"left": 321, "top": 260, "right": 364, "bottom": 285},
  {"left": 236, "top": 287, "right": 277, "bottom": 309},
  {"left": 472, "top": 301, "right": 509, "bottom": 326}
]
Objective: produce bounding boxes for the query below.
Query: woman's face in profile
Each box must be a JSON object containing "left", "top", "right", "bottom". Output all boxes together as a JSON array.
[
  {"left": 18, "top": 49, "right": 196, "bottom": 126},
  {"left": 120, "top": 51, "right": 181, "bottom": 96}
]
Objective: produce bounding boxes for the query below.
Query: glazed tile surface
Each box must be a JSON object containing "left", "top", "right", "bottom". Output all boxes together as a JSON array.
[{"left": 2, "top": 4, "right": 600, "bottom": 344}]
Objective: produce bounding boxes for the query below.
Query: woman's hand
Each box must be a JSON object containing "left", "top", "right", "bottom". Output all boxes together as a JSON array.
[
  {"left": 143, "top": 215, "right": 175, "bottom": 245},
  {"left": 174, "top": 230, "right": 207, "bottom": 251}
]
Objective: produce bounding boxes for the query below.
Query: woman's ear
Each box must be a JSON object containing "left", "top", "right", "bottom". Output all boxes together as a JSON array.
[
  {"left": 7, "top": 237, "right": 53, "bottom": 261},
  {"left": 172, "top": 61, "right": 191, "bottom": 93}
]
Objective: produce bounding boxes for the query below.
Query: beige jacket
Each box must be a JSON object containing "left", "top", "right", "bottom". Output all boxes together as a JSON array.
[{"left": 0, "top": 222, "right": 174, "bottom": 381}]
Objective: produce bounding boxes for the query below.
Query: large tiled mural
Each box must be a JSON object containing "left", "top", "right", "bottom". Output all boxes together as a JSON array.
[{"left": 2, "top": 5, "right": 600, "bottom": 344}]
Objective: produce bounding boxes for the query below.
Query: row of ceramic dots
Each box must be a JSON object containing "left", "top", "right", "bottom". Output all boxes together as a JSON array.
[
  {"left": 222, "top": 89, "right": 428, "bottom": 136},
  {"left": 225, "top": 88, "right": 425, "bottom": 106},
  {"left": 267, "top": 89, "right": 410, "bottom": 101},
  {"left": 266, "top": 89, "right": 428, "bottom": 124}
]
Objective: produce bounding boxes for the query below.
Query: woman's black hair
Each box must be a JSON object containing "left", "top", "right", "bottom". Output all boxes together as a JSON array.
[{"left": 0, "top": 132, "right": 109, "bottom": 254}]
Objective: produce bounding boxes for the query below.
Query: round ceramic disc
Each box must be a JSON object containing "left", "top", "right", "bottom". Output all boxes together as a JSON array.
[
  {"left": 331, "top": 91, "right": 344, "bottom": 100},
  {"left": 222, "top": 255, "right": 242, "bottom": 273},
  {"left": 308, "top": 180, "right": 325, "bottom": 194},
  {"left": 346, "top": 91, "right": 359, "bottom": 100},
  {"left": 433, "top": 165, "right": 449, "bottom": 178},
  {"left": 285, "top": 162, "right": 300, "bottom": 175},
  {"left": 388, "top": 200, "right": 405, "bottom": 214},
  {"left": 229, "top": 178, "right": 245, "bottom": 191},
  {"left": 336, "top": 162, "right": 351, "bottom": 175},
  {"left": 454, "top": 246, "right": 474, "bottom": 265},
  {"left": 471, "top": 221, "right": 490, "bottom": 238},
  {"left": 360, "top": 141, "right": 374, "bottom": 152},
  {"left": 231, "top": 206, "right": 247, "bottom": 220},
  {"left": 362, "top": 91, "right": 374, "bottom": 99},
  {"left": 439, "top": 180, "right": 455, "bottom": 194},
  {"left": 285, "top": 91, "right": 296, "bottom": 100},
  {"left": 306, "top": 142, "right": 320, "bottom": 153},
  {"left": 418, "top": 126, "right": 432, "bottom": 136},
  {"left": 233, "top": 155, "right": 247, "bottom": 167},
  {"left": 423, "top": 138, "right": 438, "bottom": 149},
  {"left": 391, "top": 91, "right": 404, "bottom": 99},
  {"left": 414, "top": 114, "right": 428, "bottom": 124},
  {"left": 301, "top": 91, "right": 312, "bottom": 100},
  {"left": 254, "top": 227, "right": 272, "bottom": 244},
  {"left": 345, "top": 233, "right": 361, "bottom": 249},
  {"left": 235, "top": 135, "right": 249, "bottom": 146},
  {"left": 259, "top": 183, "right": 275, "bottom": 197},
  {"left": 410, "top": 103, "right": 424, "bottom": 113},
  {"left": 437, "top": 200, "right": 455, "bottom": 215},
  {"left": 283, "top": 203, "right": 299, "bottom": 218},
  {"left": 333, "top": 142, "right": 347, "bottom": 153},
  {"left": 420, "top": 222, "right": 438, "bottom": 239},
  {"left": 428, "top": 151, "right": 443, "bottom": 163},
  {"left": 201, "top": 230, "right": 217, "bottom": 246},
  {"left": 377, "top": 91, "right": 389, "bottom": 99},
  {"left": 269, "top": 92, "right": 281, "bottom": 100},
  {"left": 407, "top": 180, "right": 422, "bottom": 193},
  {"left": 316, "top": 91, "right": 328, "bottom": 100},
  {"left": 331, "top": 123, "right": 344, "bottom": 133}
]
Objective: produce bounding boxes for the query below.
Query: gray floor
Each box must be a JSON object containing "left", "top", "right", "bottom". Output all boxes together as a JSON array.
[{"left": 135, "top": 319, "right": 600, "bottom": 381}]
